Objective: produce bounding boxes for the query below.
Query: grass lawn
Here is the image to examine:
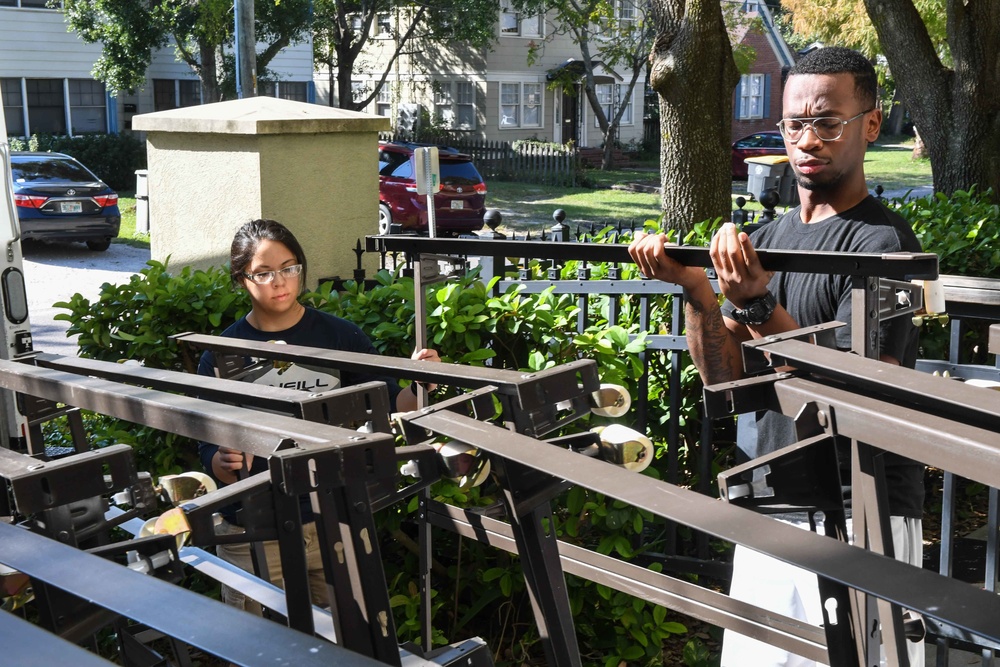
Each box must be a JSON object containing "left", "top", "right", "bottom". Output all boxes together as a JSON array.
[
  {"left": 114, "top": 190, "right": 150, "bottom": 248},
  {"left": 488, "top": 140, "right": 932, "bottom": 233}
]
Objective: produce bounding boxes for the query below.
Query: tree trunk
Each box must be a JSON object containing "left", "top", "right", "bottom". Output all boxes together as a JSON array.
[
  {"left": 337, "top": 38, "right": 358, "bottom": 110},
  {"left": 863, "top": 0, "right": 1000, "bottom": 200},
  {"left": 648, "top": 0, "right": 739, "bottom": 235},
  {"left": 199, "top": 40, "right": 221, "bottom": 104}
]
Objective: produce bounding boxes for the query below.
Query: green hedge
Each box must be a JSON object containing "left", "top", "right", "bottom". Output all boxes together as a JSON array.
[{"left": 9, "top": 133, "right": 146, "bottom": 192}]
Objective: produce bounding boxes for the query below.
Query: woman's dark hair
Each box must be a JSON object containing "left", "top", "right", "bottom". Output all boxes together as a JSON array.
[
  {"left": 230, "top": 218, "right": 308, "bottom": 288},
  {"left": 788, "top": 46, "right": 878, "bottom": 111}
]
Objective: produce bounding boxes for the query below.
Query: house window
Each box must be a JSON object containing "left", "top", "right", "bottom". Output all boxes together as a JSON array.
[
  {"left": 2, "top": 79, "right": 24, "bottom": 137},
  {"left": 0, "top": 0, "right": 60, "bottom": 7},
  {"left": 260, "top": 81, "right": 306, "bottom": 102},
  {"left": 499, "top": 0, "right": 543, "bottom": 37},
  {"left": 2, "top": 77, "right": 110, "bottom": 136},
  {"left": 594, "top": 84, "right": 633, "bottom": 125},
  {"left": 376, "top": 12, "right": 391, "bottom": 36},
  {"left": 455, "top": 82, "right": 475, "bottom": 129},
  {"left": 26, "top": 79, "right": 66, "bottom": 135},
  {"left": 153, "top": 79, "right": 200, "bottom": 111},
  {"left": 178, "top": 80, "right": 201, "bottom": 106},
  {"left": 376, "top": 84, "right": 392, "bottom": 117},
  {"left": 153, "top": 80, "right": 175, "bottom": 111},
  {"left": 434, "top": 85, "right": 453, "bottom": 126},
  {"left": 500, "top": 82, "right": 541, "bottom": 129},
  {"left": 68, "top": 79, "right": 106, "bottom": 134},
  {"left": 738, "top": 73, "right": 764, "bottom": 119},
  {"left": 351, "top": 81, "right": 367, "bottom": 107},
  {"left": 350, "top": 14, "right": 363, "bottom": 32},
  {"left": 435, "top": 81, "right": 476, "bottom": 130},
  {"left": 617, "top": 0, "right": 637, "bottom": 30}
]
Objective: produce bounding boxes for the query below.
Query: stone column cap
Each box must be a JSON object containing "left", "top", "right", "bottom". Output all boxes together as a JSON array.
[{"left": 132, "top": 96, "right": 390, "bottom": 135}]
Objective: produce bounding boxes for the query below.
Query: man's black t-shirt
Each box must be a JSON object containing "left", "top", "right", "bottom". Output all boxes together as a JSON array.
[{"left": 721, "top": 196, "right": 924, "bottom": 518}]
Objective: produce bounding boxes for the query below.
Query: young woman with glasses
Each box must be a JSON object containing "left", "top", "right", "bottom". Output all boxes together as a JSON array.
[{"left": 196, "top": 217, "right": 439, "bottom": 614}]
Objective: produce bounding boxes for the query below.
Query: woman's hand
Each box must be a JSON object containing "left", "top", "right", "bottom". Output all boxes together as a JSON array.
[
  {"left": 410, "top": 348, "right": 440, "bottom": 392},
  {"left": 212, "top": 446, "right": 253, "bottom": 485}
]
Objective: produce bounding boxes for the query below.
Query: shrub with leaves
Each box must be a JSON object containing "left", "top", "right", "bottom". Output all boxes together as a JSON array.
[
  {"left": 54, "top": 259, "right": 248, "bottom": 371},
  {"left": 890, "top": 187, "right": 1000, "bottom": 362}
]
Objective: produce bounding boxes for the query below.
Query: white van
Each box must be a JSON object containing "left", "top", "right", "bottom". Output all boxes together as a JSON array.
[{"left": 0, "top": 84, "right": 35, "bottom": 449}]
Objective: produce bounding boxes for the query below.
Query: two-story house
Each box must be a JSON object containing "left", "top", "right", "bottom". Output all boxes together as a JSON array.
[
  {"left": 0, "top": 0, "right": 315, "bottom": 138},
  {"left": 730, "top": 0, "right": 795, "bottom": 142},
  {"left": 2, "top": 0, "right": 788, "bottom": 149},
  {"left": 317, "top": 2, "right": 644, "bottom": 148}
]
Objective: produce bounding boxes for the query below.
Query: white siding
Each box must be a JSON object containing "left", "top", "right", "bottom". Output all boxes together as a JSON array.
[{"left": 0, "top": 8, "right": 102, "bottom": 78}]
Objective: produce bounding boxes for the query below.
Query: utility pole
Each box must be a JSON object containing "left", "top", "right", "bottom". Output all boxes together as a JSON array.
[{"left": 234, "top": 0, "right": 256, "bottom": 99}]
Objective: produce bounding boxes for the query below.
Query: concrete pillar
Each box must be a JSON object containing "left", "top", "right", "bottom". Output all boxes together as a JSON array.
[{"left": 131, "top": 97, "right": 389, "bottom": 287}]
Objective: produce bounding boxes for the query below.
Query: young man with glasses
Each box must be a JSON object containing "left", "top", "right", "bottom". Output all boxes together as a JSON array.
[{"left": 630, "top": 47, "right": 924, "bottom": 666}]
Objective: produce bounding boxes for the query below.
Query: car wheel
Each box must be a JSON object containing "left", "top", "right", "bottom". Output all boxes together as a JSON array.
[
  {"left": 378, "top": 204, "right": 394, "bottom": 235},
  {"left": 86, "top": 239, "right": 111, "bottom": 252}
]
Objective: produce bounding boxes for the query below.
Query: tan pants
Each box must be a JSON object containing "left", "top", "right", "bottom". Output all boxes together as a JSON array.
[{"left": 215, "top": 519, "right": 331, "bottom": 616}]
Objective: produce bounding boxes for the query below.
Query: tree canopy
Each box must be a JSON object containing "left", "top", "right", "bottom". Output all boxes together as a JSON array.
[
  {"left": 511, "top": 0, "right": 653, "bottom": 170},
  {"left": 312, "top": 0, "right": 499, "bottom": 111},
  {"left": 780, "top": 0, "right": 946, "bottom": 58},
  {"left": 780, "top": 0, "right": 998, "bottom": 199},
  {"left": 62, "top": 0, "right": 312, "bottom": 102}
]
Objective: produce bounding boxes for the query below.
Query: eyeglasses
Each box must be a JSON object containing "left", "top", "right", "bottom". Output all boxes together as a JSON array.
[
  {"left": 243, "top": 264, "right": 303, "bottom": 284},
  {"left": 776, "top": 109, "right": 873, "bottom": 142}
]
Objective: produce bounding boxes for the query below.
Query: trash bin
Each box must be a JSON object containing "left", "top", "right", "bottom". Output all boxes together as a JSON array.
[
  {"left": 135, "top": 169, "right": 149, "bottom": 233},
  {"left": 744, "top": 155, "right": 799, "bottom": 207}
]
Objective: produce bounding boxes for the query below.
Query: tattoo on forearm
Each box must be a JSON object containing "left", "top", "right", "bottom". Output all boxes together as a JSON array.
[{"left": 684, "top": 291, "right": 738, "bottom": 384}]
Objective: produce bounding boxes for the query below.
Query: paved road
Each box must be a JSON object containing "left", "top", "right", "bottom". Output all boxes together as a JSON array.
[{"left": 22, "top": 240, "right": 152, "bottom": 357}]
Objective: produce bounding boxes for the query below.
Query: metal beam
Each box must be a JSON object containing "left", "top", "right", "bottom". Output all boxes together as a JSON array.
[
  {"left": 365, "top": 236, "right": 939, "bottom": 280},
  {"left": 734, "top": 338, "right": 1000, "bottom": 436},
  {"left": 33, "top": 353, "right": 392, "bottom": 431},
  {"left": 401, "top": 408, "right": 1000, "bottom": 648},
  {"left": 0, "top": 359, "right": 395, "bottom": 461},
  {"left": 426, "top": 500, "right": 828, "bottom": 662},
  {"left": 0, "top": 523, "right": 382, "bottom": 667},
  {"left": 0, "top": 605, "right": 116, "bottom": 666}
]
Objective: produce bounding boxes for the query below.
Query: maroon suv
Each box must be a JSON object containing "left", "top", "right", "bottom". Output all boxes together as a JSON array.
[{"left": 378, "top": 142, "right": 487, "bottom": 235}]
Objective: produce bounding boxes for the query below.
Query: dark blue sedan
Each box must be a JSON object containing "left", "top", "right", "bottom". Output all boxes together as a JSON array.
[{"left": 11, "top": 152, "right": 121, "bottom": 251}]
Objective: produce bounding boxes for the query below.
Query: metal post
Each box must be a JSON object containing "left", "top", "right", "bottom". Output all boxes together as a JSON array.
[
  {"left": 423, "top": 151, "right": 437, "bottom": 238},
  {"left": 234, "top": 0, "right": 256, "bottom": 99}
]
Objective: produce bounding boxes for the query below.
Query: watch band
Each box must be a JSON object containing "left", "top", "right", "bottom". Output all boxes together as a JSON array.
[{"left": 731, "top": 291, "right": 778, "bottom": 326}]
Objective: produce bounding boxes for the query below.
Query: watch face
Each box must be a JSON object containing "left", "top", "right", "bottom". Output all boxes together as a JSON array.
[{"left": 736, "top": 293, "right": 776, "bottom": 325}]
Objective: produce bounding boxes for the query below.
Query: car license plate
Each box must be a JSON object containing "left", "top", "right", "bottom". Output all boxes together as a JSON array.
[
  {"left": 60, "top": 202, "right": 83, "bottom": 214},
  {"left": 450, "top": 200, "right": 464, "bottom": 209}
]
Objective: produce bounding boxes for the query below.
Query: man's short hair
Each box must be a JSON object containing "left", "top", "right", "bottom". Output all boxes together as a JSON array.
[{"left": 788, "top": 47, "right": 877, "bottom": 111}]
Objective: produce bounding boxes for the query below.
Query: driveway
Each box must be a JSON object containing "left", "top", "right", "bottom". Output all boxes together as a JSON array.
[{"left": 22, "top": 241, "right": 152, "bottom": 357}]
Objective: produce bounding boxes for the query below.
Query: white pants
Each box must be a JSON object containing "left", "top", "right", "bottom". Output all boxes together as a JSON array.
[{"left": 721, "top": 516, "right": 924, "bottom": 667}]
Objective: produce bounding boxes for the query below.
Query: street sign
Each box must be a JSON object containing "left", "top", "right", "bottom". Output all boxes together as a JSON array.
[
  {"left": 414, "top": 147, "right": 441, "bottom": 195},
  {"left": 414, "top": 146, "right": 441, "bottom": 237}
]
